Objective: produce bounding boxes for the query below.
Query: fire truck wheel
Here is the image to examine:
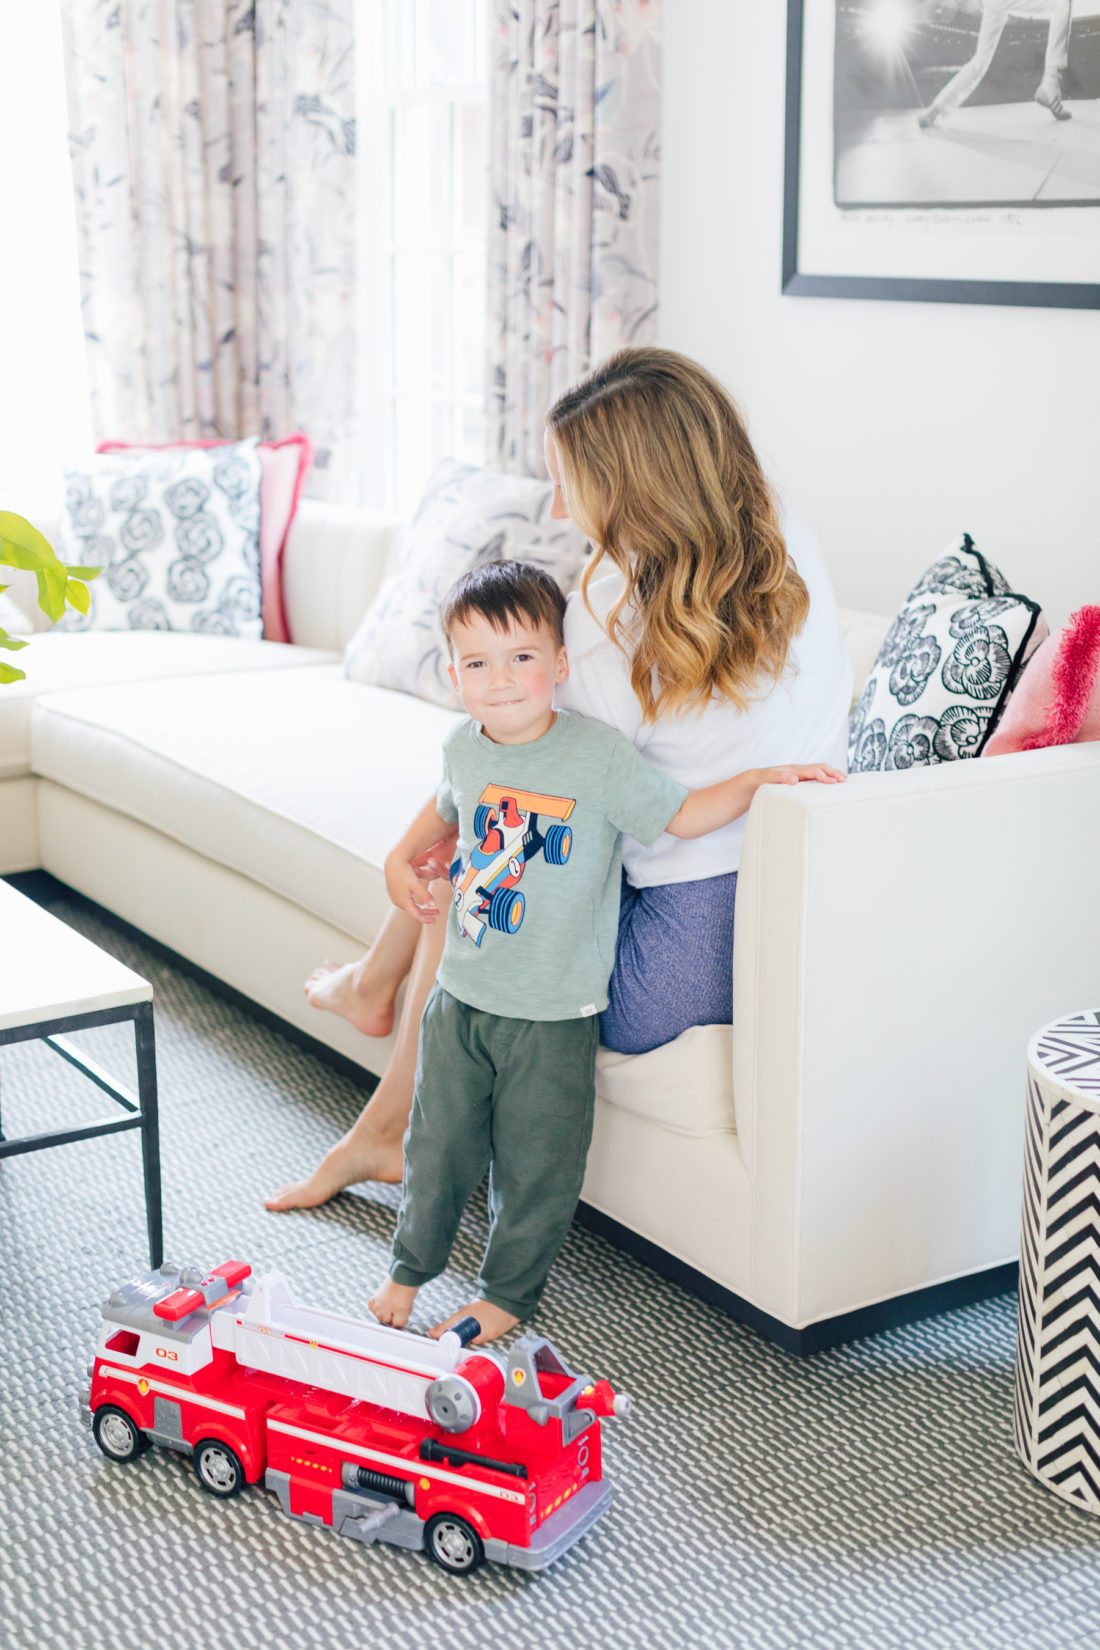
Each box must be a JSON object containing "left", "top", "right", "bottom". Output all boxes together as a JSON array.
[
  {"left": 425, "top": 1513, "right": 485, "bottom": 1576},
  {"left": 92, "top": 1405, "right": 148, "bottom": 1464},
  {"left": 193, "top": 1439, "right": 245, "bottom": 1499}
]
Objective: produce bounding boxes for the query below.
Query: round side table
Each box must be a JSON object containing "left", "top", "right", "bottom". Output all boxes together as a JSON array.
[{"left": 1014, "top": 1008, "right": 1100, "bottom": 1513}]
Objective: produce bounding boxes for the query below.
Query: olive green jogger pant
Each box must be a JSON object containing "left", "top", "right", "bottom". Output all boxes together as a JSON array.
[{"left": 390, "top": 985, "right": 599, "bottom": 1320}]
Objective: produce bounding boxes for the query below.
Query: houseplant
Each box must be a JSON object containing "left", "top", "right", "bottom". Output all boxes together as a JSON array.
[{"left": 0, "top": 512, "right": 100, "bottom": 683}]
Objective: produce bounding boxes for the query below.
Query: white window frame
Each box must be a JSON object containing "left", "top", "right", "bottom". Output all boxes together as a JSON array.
[{"left": 356, "top": 0, "right": 489, "bottom": 516}]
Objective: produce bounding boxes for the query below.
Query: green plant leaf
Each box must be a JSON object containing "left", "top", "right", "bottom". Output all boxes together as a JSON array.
[
  {"left": 0, "top": 511, "right": 59, "bottom": 572},
  {"left": 0, "top": 630, "right": 29, "bottom": 651},
  {"left": 64, "top": 564, "right": 102, "bottom": 582},
  {"left": 35, "top": 565, "right": 68, "bottom": 623},
  {"left": 65, "top": 578, "right": 91, "bottom": 615},
  {"left": 0, "top": 660, "right": 26, "bottom": 684}
]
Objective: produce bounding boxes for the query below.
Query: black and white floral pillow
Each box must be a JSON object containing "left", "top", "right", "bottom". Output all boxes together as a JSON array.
[
  {"left": 56, "top": 439, "right": 263, "bottom": 639},
  {"left": 849, "top": 536, "right": 1046, "bottom": 772},
  {"left": 344, "top": 458, "right": 591, "bottom": 707}
]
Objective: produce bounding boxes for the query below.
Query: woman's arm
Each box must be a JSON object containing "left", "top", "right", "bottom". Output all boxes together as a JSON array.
[
  {"left": 384, "top": 796, "right": 455, "bottom": 922},
  {"left": 666, "top": 764, "right": 845, "bottom": 840}
]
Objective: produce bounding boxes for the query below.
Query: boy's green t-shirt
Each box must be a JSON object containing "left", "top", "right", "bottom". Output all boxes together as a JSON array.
[{"left": 435, "top": 709, "right": 688, "bottom": 1022}]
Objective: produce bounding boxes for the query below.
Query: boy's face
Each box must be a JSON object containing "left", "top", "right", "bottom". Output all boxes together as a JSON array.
[{"left": 447, "top": 611, "right": 568, "bottom": 745}]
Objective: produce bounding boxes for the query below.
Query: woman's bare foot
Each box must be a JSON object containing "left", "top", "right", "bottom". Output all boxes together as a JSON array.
[
  {"left": 263, "top": 1127, "right": 405, "bottom": 1212},
  {"left": 369, "top": 1278, "right": 418, "bottom": 1327},
  {"left": 430, "top": 1300, "right": 520, "bottom": 1346},
  {"left": 304, "top": 959, "right": 397, "bottom": 1039}
]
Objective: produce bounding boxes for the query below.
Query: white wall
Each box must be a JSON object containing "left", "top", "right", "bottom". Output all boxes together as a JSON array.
[{"left": 659, "top": 2, "right": 1100, "bottom": 628}]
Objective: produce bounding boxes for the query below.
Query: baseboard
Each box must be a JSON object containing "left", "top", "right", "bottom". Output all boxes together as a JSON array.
[
  {"left": 3, "top": 870, "right": 380, "bottom": 1096},
  {"left": 8, "top": 869, "right": 1020, "bottom": 1357},
  {"left": 573, "top": 1202, "right": 1019, "bottom": 1357}
]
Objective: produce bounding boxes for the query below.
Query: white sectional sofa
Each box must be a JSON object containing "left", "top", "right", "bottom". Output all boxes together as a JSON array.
[{"left": 4, "top": 499, "right": 1100, "bottom": 1352}]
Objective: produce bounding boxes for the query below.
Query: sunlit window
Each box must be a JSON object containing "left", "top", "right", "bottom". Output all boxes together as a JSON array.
[
  {"left": 358, "top": 0, "right": 489, "bottom": 517},
  {"left": 0, "top": 5, "right": 92, "bottom": 515}
]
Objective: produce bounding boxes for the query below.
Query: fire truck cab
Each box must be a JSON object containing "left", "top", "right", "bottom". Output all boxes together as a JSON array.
[{"left": 82, "top": 1260, "right": 629, "bottom": 1574}]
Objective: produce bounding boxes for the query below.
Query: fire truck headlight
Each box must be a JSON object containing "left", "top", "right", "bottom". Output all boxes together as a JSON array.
[{"left": 612, "top": 1393, "right": 632, "bottom": 1419}]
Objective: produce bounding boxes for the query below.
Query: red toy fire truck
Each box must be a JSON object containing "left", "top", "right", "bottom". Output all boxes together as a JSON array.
[{"left": 81, "top": 1259, "right": 630, "bottom": 1574}]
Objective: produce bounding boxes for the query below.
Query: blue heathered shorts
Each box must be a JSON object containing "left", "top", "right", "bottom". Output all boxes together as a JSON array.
[{"left": 599, "top": 869, "right": 739, "bottom": 1057}]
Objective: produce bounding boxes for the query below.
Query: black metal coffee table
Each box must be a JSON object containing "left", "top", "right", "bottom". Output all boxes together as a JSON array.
[{"left": 0, "top": 881, "right": 162, "bottom": 1265}]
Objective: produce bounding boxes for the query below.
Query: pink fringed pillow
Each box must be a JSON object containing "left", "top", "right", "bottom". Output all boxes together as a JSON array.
[
  {"left": 95, "top": 435, "right": 313, "bottom": 643},
  {"left": 983, "top": 606, "right": 1100, "bottom": 756}
]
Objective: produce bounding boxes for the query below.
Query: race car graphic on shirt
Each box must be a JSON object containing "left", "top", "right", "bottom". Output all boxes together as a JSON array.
[{"left": 449, "top": 783, "right": 575, "bottom": 947}]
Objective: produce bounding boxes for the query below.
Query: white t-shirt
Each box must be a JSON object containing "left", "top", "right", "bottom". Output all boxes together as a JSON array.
[{"left": 556, "top": 502, "right": 853, "bottom": 887}]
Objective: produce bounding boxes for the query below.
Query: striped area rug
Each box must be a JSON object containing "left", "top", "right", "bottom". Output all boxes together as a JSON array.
[{"left": 3, "top": 889, "right": 1100, "bottom": 1650}]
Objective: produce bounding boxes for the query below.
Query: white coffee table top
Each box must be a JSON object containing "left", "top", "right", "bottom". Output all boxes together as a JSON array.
[{"left": 0, "top": 881, "right": 152, "bottom": 1033}]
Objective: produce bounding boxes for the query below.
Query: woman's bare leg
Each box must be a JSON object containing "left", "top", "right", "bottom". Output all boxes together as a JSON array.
[
  {"left": 303, "top": 904, "right": 422, "bottom": 1039},
  {"left": 265, "top": 883, "right": 448, "bottom": 1210}
]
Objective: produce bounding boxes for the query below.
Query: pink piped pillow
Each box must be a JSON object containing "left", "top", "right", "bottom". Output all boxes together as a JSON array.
[
  {"left": 95, "top": 435, "right": 313, "bottom": 643},
  {"left": 983, "top": 606, "right": 1100, "bottom": 756}
]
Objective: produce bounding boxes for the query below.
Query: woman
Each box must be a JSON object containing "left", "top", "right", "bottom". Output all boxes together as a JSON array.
[{"left": 265, "top": 347, "right": 852, "bottom": 1212}]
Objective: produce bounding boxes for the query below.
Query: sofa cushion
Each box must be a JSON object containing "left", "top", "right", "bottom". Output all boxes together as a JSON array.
[
  {"left": 30, "top": 667, "right": 457, "bottom": 942},
  {"left": 0, "top": 633, "right": 335, "bottom": 781},
  {"left": 596, "top": 1023, "right": 735, "bottom": 1136},
  {"left": 838, "top": 608, "right": 891, "bottom": 694},
  {"left": 97, "top": 436, "right": 315, "bottom": 645},
  {"left": 56, "top": 441, "right": 264, "bottom": 638},
  {"left": 984, "top": 605, "right": 1100, "bottom": 757},
  {"left": 849, "top": 536, "right": 1046, "bottom": 771},
  {"left": 343, "top": 459, "right": 591, "bottom": 708}
]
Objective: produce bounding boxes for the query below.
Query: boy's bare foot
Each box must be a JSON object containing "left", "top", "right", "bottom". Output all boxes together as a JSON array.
[
  {"left": 304, "top": 958, "right": 397, "bottom": 1039},
  {"left": 430, "top": 1300, "right": 520, "bottom": 1346},
  {"left": 369, "top": 1278, "right": 418, "bottom": 1327},
  {"left": 263, "top": 1127, "right": 405, "bottom": 1211}
]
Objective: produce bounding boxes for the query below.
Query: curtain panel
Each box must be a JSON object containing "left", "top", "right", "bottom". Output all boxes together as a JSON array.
[
  {"left": 488, "top": 0, "right": 662, "bottom": 478},
  {"left": 60, "top": 0, "right": 358, "bottom": 500}
]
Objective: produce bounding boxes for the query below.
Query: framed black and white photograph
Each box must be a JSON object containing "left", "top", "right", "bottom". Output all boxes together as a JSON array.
[{"left": 783, "top": 0, "right": 1100, "bottom": 306}]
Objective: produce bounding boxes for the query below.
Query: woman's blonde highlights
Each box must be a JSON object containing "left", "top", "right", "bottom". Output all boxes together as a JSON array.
[{"left": 547, "top": 348, "right": 810, "bottom": 722}]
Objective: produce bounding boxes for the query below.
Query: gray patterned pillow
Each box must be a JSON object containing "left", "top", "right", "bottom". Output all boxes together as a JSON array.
[
  {"left": 344, "top": 459, "right": 591, "bottom": 707},
  {"left": 55, "top": 439, "right": 263, "bottom": 638},
  {"left": 849, "top": 535, "right": 1046, "bottom": 772}
]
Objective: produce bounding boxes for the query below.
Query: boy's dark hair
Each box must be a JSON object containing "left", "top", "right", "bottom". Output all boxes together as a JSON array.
[{"left": 440, "top": 560, "right": 567, "bottom": 651}]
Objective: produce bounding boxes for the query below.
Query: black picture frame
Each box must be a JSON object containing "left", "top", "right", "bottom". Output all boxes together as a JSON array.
[{"left": 782, "top": 0, "right": 1100, "bottom": 310}]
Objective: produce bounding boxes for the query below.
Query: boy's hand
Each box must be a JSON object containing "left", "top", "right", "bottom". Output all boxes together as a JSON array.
[
  {"left": 385, "top": 856, "right": 441, "bottom": 924},
  {"left": 755, "top": 763, "right": 846, "bottom": 789}
]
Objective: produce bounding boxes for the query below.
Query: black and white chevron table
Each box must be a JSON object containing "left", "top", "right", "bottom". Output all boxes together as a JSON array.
[{"left": 1015, "top": 1008, "right": 1100, "bottom": 1514}]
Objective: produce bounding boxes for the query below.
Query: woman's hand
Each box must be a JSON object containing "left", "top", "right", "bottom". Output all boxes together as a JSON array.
[
  {"left": 411, "top": 824, "right": 460, "bottom": 882},
  {"left": 384, "top": 854, "right": 441, "bottom": 924}
]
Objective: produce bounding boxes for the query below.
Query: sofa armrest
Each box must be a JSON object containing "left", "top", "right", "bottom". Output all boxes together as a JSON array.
[
  {"left": 282, "top": 499, "right": 403, "bottom": 651},
  {"left": 733, "top": 742, "right": 1100, "bottom": 1327}
]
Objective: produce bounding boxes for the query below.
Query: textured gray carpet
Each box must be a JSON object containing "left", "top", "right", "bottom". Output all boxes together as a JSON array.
[{"left": 3, "top": 890, "right": 1100, "bottom": 1650}]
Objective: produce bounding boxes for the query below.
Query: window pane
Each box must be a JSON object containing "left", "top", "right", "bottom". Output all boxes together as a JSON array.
[
  {"left": 393, "top": 254, "right": 450, "bottom": 395},
  {"left": 395, "top": 397, "right": 453, "bottom": 518},
  {"left": 453, "top": 254, "right": 486, "bottom": 400},
  {"left": 417, "top": 0, "right": 477, "bottom": 85},
  {"left": 453, "top": 101, "right": 488, "bottom": 246},
  {"left": 392, "top": 103, "right": 451, "bottom": 247},
  {"left": 455, "top": 402, "right": 485, "bottom": 469}
]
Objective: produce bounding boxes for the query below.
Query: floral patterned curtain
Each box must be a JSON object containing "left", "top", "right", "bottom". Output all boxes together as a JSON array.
[
  {"left": 488, "top": 0, "right": 662, "bottom": 478},
  {"left": 60, "top": 1, "right": 358, "bottom": 501}
]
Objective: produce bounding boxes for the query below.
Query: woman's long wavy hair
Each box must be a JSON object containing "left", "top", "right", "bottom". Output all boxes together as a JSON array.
[{"left": 547, "top": 348, "right": 809, "bottom": 722}]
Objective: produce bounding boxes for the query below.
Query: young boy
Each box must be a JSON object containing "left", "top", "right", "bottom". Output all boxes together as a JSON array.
[{"left": 369, "top": 561, "right": 843, "bottom": 1343}]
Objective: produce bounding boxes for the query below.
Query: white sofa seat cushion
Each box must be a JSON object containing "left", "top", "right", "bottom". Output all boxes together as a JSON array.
[
  {"left": 30, "top": 667, "right": 457, "bottom": 942},
  {"left": 596, "top": 1023, "right": 735, "bottom": 1136},
  {"left": 1, "top": 633, "right": 335, "bottom": 780}
]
